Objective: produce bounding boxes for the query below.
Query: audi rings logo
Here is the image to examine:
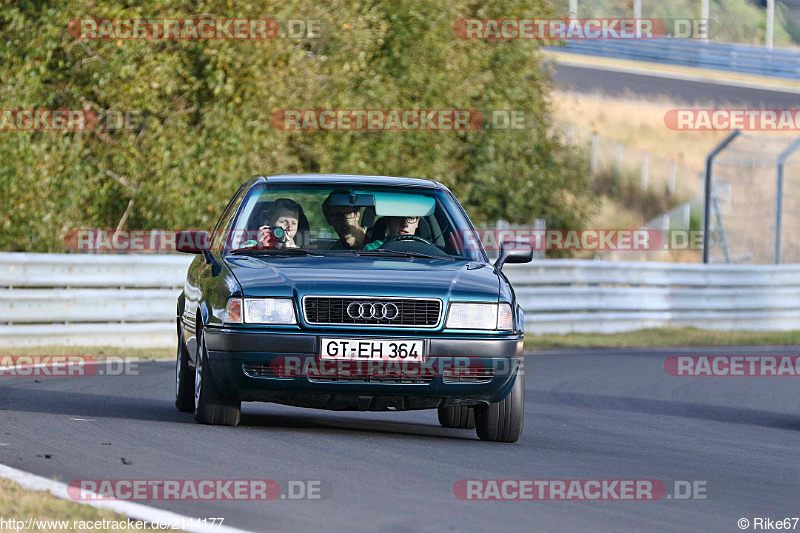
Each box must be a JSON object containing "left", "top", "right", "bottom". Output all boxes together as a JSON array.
[{"left": 346, "top": 302, "right": 400, "bottom": 320}]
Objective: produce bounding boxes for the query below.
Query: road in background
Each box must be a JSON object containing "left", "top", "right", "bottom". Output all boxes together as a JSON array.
[
  {"left": 553, "top": 63, "right": 800, "bottom": 107},
  {"left": 1, "top": 346, "right": 799, "bottom": 532}
]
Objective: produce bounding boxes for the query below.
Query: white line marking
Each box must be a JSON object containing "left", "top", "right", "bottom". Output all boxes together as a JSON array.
[
  {"left": 0, "top": 463, "right": 254, "bottom": 533},
  {"left": 69, "top": 418, "right": 95, "bottom": 422}
]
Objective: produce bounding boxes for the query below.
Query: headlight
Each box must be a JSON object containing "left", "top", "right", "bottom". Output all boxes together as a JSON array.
[
  {"left": 243, "top": 298, "right": 297, "bottom": 324},
  {"left": 446, "top": 302, "right": 513, "bottom": 331}
]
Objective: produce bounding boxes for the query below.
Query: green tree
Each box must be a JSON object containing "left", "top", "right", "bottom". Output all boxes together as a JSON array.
[{"left": 0, "top": 0, "right": 592, "bottom": 252}]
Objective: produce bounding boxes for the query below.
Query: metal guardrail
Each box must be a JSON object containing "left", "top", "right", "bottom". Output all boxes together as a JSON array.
[
  {"left": 504, "top": 260, "right": 800, "bottom": 334},
  {"left": 1, "top": 253, "right": 798, "bottom": 347},
  {"left": 0, "top": 253, "right": 193, "bottom": 347},
  {"left": 554, "top": 40, "right": 800, "bottom": 80}
]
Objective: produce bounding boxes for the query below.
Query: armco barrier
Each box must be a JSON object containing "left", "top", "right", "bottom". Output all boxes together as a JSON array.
[
  {"left": 0, "top": 253, "right": 798, "bottom": 347},
  {"left": 554, "top": 40, "right": 800, "bottom": 80},
  {"left": 0, "top": 253, "right": 193, "bottom": 347},
  {"left": 504, "top": 260, "right": 800, "bottom": 334}
]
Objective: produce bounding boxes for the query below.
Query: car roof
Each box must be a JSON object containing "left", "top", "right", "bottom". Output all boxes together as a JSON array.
[{"left": 253, "top": 173, "right": 442, "bottom": 189}]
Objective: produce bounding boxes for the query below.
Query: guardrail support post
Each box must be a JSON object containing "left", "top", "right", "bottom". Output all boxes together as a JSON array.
[{"left": 703, "top": 130, "right": 740, "bottom": 264}]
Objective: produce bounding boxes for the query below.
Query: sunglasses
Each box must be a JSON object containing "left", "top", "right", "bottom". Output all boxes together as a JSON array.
[{"left": 325, "top": 210, "right": 360, "bottom": 220}]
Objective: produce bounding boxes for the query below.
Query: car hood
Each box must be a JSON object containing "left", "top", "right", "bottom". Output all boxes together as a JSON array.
[{"left": 224, "top": 255, "right": 500, "bottom": 302}]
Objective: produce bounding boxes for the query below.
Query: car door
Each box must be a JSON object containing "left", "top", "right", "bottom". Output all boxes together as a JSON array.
[{"left": 182, "top": 180, "right": 251, "bottom": 357}]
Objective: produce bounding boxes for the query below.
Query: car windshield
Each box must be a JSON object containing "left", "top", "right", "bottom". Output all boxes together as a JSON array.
[{"left": 224, "top": 183, "right": 486, "bottom": 262}]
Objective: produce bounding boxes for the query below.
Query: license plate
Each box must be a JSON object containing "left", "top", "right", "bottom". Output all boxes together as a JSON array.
[{"left": 320, "top": 338, "right": 425, "bottom": 362}]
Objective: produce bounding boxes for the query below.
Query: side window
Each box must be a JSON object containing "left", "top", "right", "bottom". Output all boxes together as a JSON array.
[{"left": 210, "top": 183, "right": 248, "bottom": 252}]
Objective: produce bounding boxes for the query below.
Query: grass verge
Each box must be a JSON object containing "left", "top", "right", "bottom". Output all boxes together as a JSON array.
[
  {"left": 0, "top": 477, "right": 159, "bottom": 532},
  {"left": 524, "top": 328, "right": 800, "bottom": 348}
]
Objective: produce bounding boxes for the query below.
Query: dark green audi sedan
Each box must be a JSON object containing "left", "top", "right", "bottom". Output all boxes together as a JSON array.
[{"left": 175, "top": 174, "right": 532, "bottom": 442}]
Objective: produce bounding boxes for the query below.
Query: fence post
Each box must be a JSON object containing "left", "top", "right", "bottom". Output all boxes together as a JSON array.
[
  {"left": 703, "top": 131, "right": 740, "bottom": 263},
  {"left": 701, "top": 0, "right": 709, "bottom": 44},
  {"left": 641, "top": 152, "right": 649, "bottom": 189},
  {"left": 669, "top": 162, "right": 677, "bottom": 195},
  {"left": 773, "top": 136, "right": 800, "bottom": 264},
  {"left": 590, "top": 133, "right": 599, "bottom": 174},
  {"left": 616, "top": 143, "right": 624, "bottom": 176},
  {"left": 766, "top": 0, "right": 775, "bottom": 50},
  {"left": 682, "top": 202, "right": 690, "bottom": 230},
  {"left": 533, "top": 218, "right": 546, "bottom": 259}
]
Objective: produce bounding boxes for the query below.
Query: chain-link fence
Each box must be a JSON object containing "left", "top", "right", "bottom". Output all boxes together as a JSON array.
[
  {"left": 557, "top": 121, "right": 702, "bottom": 199},
  {"left": 707, "top": 133, "right": 800, "bottom": 264}
]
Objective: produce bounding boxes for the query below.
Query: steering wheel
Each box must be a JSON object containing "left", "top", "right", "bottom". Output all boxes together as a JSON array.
[{"left": 381, "top": 234, "right": 433, "bottom": 246}]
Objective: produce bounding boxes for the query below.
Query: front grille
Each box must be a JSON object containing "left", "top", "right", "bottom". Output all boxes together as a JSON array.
[
  {"left": 442, "top": 367, "right": 496, "bottom": 384},
  {"left": 303, "top": 296, "right": 442, "bottom": 327}
]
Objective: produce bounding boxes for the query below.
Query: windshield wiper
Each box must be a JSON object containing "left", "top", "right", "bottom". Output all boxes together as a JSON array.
[
  {"left": 229, "top": 247, "right": 322, "bottom": 256},
  {"left": 342, "top": 249, "right": 458, "bottom": 261}
]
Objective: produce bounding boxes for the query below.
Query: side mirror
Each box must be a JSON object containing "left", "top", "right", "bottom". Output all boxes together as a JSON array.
[
  {"left": 495, "top": 240, "right": 533, "bottom": 270},
  {"left": 175, "top": 231, "right": 210, "bottom": 254}
]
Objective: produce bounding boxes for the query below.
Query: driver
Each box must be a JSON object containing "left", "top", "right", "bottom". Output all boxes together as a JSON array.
[
  {"left": 362, "top": 216, "right": 420, "bottom": 250},
  {"left": 323, "top": 191, "right": 368, "bottom": 250}
]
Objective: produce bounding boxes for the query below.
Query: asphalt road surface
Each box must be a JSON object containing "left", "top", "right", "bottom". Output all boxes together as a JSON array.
[
  {"left": 1, "top": 346, "right": 799, "bottom": 532},
  {"left": 552, "top": 64, "right": 800, "bottom": 107}
]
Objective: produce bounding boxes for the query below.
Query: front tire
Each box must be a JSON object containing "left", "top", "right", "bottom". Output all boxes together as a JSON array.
[
  {"left": 474, "top": 368, "right": 525, "bottom": 443},
  {"left": 438, "top": 406, "right": 476, "bottom": 429},
  {"left": 194, "top": 327, "right": 241, "bottom": 426},
  {"left": 175, "top": 324, "right": 195, "bottom": 412}
]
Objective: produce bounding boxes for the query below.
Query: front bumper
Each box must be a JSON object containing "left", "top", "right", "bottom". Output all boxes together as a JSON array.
[{"left": 204, "top": 327, "right": 524, "bottom": 410}]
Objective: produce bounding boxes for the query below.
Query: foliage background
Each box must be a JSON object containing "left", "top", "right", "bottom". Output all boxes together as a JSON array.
[
  {"left": 0, "top": 0, "right": 593, "bottom": 252},
  {"left": 577, "top": 0, "right": 798, "bottom": 47}
]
